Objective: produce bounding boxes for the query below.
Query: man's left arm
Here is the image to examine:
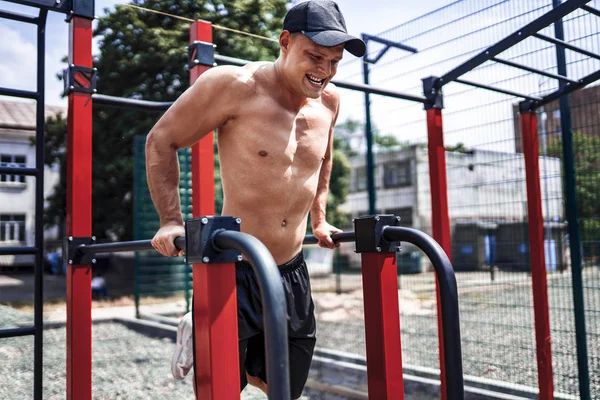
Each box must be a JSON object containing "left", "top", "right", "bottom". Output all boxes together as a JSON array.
[{"left": 310, "top": 97, "right": 343, "bottom": 249}]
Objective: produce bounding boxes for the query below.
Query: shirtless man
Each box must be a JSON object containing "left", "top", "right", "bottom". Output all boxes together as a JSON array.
[{"left": 146, "top": 1, "right": 365, "bottom": 398}]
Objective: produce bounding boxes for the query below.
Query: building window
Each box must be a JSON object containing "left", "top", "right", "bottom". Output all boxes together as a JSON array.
[
  {"left": 383, "top": 161, "right": 411, "bottom": 188},
  {"left": 0, "top": 154, "right": 27, "bottom": 183},
  {"left": 355, "top": 167, "right": 367, "bottom": 192},
  {"left": 0, "top": 214, "right": 26, "bottom": 242},
  {"left": 385, "top": 207, "right": 413, "bottom": 227}
]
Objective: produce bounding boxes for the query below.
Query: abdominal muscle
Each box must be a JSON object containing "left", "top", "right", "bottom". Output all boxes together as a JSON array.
[{"left": 221, "top": 171, "right": 319, "bottom": 265}]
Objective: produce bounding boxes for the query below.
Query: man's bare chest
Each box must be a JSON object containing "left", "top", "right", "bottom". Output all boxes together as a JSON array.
[{"left": 221, "top": 99, "right": 333, "bottom": 169}]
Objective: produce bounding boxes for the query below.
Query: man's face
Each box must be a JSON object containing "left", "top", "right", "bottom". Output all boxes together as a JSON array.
[{"left": 282, "top": 32, "right": 344, "bottom": 99}]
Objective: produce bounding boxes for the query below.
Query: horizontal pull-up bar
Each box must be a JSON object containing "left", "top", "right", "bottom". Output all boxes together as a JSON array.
[
  {"left": 92, "top": 94, "right": 173, "bottom": 111},
  {"left": 581, "top": 4, "right": 600, "bottom": 17},
  {"left": 533, "top": 33, "right": 600, "bottom": 61},
  {"left": 0, "top": 86, "right": 38, "bottom": 100},
  {"left": 0, "top": 246, "right": 38, "bottom": 256},
  {"left": 536, "top": 67, "right": 600, "bottom": 108},
  {"left": 492, "top": 57, "right": 578, "bottom": 84},
  {"left": 0, "top": 326, "right": 35, "bottom": 339},
  {"left": 214, "top": 54, "right": 427, "bottom": 103},
  {"left": 0, "top": 166, "right": 40, "bottom": 177},
  {"left": 437, "top": 0, "right": 592, "bottom": 88},
  {"left": 454, "top": 78, "right": 542, "bottom": 101},
  {"left": 0, "top": 9, "right": 39, "bottom": 24}
]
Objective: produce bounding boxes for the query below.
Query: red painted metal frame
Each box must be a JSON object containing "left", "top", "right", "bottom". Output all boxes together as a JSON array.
[
  {"left": 520, "top": 112, "right": 554, "bottom": 400},
  {"left": 189, "top": 21, "right": 240, "bottom": 399},
  {"left": 426, "top": 108, "right": 450, "bottom": 400},
  {"left": 361, "top": 252, "right": 404, "bottom": 399},
  {"left": 66, "top": 16, "right": 93, "bottom": 400}
]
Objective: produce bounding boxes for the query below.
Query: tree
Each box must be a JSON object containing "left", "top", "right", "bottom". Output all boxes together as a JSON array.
[
  {"left": 547, "top": 131, "right": 600, "bottom": 260},
  {"left": 43, "top": 0, "right": 288, "bottom": 240}
]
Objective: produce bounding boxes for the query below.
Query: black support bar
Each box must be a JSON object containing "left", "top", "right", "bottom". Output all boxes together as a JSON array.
[
  {"left": 437, "top": 0, "right": 592, "bottom": 88},
  {"left": 0, "top": 86, "right": 38, "bottom": 100},
  {"left": 213, "top": 54, "right": 427, "bottom": 103},
  {"left": 455, "top": 78, "right": 542, "bottom": 101},
  {"left": 0, "top": 166, "right": 39, "bottom": 176},
  {"left": 333, "top": 80, "right": 427, "bottom": 103},
  {"left": 4, "top": 0, "right": 94, "bottom": 19},
  {"left": 536, "top": 67, "right": 600, "bottom": 108},
  {"left": 77, "top": 237, "right": 185, "bottom": 255},
  {"left": 303, "top": 231, "right": 356, "bottom": 245},
  {"left": 533, "top": 33, "right": 600, "bottom": 61},
  {"left": 362, "top": 33, "right": 418, "bottom": 54},
  {"left": 382, "top": 226, "right": 464, "bottom": 400},
  {"left": 212, "top": 230, "right": 290, "bottom": 400},
  {"left": 0, "top": 9, "right": 38, "bottom": 23},
  {"left": 0, "top": 326, "right": 35, "bottom": 339},
  {"left": 0, "top": 246, "right": 38, "bottom": 255},
  {"left": 492, "top": 56, "right": 578, "bottom": 83},
  {"left": 92, "top": 94, "right": 173, "bottom": 112},
  {"left": 214, "top": 54, "right": 247, "bottom": 66},
  {"left": 581, "top": 4, "right": 600, "bottom": 17}
]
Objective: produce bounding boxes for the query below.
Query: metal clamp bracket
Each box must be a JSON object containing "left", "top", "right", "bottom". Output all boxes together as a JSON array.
[
  {"left": 185, "top": 216, "right": 241, "bottom": 264},
  {"left": 422, "top": 76, "right": 444, "bottom": 110},
  {"left": 188, "top": 41, "right": 216, "bottom": 68},
  {"left": 62, "top": 65, "right": 98, "bottom": 95},
  {"left": 63, "top": 236, "right": 97, "bottom": 266},
  {"left": 354, "top": 214, "right": 402, "bottom": 253}
]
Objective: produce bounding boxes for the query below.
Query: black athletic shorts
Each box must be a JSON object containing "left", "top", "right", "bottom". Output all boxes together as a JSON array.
[{"left": 236, "top": 252, "right": 316, "bottom": 399}]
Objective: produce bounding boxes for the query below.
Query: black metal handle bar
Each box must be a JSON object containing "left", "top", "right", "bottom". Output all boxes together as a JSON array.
[
  {"left": 212, "top": 230, "right": 291, "bottom": 400},
  {"left": 382, "top": 226, "right": 464, "bottom": 400},
  {"left": 76, "top": 237, "right": 185, "bottom": 255},
  {"left": 303, "top": 231, "right": 356, "bottom": 245}
]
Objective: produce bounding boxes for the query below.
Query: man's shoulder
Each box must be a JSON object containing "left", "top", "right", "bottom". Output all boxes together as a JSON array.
[{"left": 320, "top": 83, "right": 340, "bottom": 112}]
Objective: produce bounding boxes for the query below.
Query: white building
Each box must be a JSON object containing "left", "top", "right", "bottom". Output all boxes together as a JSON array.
[
  {"left": 0, "top": 100, "right": 64, "bottom": 267},
  {"left": 341, "top": 145, "right": 566, "bottom": 272}
]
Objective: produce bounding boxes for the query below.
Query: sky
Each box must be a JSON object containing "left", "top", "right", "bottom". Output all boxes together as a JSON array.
[{"left": 0, "top": 0, "right": 452, "bottom": 108}]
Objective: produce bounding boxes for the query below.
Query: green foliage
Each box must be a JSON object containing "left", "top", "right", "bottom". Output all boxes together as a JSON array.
[
  {"left": 547, "top": 131, "right": 600, "bottom": 258},
  {"left": 43, "top": 0, "right": 287, "bottom": 240}
]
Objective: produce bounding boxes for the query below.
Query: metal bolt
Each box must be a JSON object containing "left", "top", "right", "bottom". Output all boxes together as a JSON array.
[
  {"left": 68, "top": 260, "right": 73, "bottom": 265},
  {"left": 375, "top": 216, "right": 380, "bottom": 221},
  {"left": 69, "top": 85, "right": 75, "bottom": 90},
  {"left": 71, "top": 64, "right": 75, "bottom": 68},
  {"left": 485, "top": 51, "right": 489, "bottom": 55},
  {"left": 237, "top": 255, "right": 243, "bottom": 262},
  {"left": 213, "top": 63, "right": 218, "bottom": 67},
  {"left": 91, "top": 236, "right": 96, "bottom": 241},
  {"left": 235, "top": 218, "right": 241, "bottom": 224},
  {"left": 376, "top": 247, "right": 382, "bottom": 252},
  {"left": 396, "top": 246, "right": 401, "bottom": 252},
  {"left": 213, "top": 44, "right": 217, "bottom": 48},
  {"left": 352, "top": 218, "right": 355, "bottom": 222},
  {"left": 202, "top": 257, "right": 210, "bottom": 263},
  {"left": 201, "top": 217, "right": 208, "bottom": 224},
  {"left": 55, "top": 0, "right": 60, "bottom": 4},
  {"left": 93, "top": 89, "right": 97, "bottom": 93},
  {"left": 396, "top": 216, "right": 401, "bottom": 222},
  {"left": 518, "top": 31, "right": 522, "bottom": 36},
  {"left": 93, "top": 67, "right": 97, "bottom": 71},
  {"left": 194, "top": 59, "right": 200, "bottom": 64},
  {"left": 92, "top": 259, "right": 97, "bottom": 264},
  {"left": 69, "top": 236, "right": 73, "bottom": 241}
]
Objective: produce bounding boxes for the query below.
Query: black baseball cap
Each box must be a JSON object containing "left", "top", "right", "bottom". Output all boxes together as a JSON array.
[{"left": 283, "top": 0, "right": 366, "bottom": 57}]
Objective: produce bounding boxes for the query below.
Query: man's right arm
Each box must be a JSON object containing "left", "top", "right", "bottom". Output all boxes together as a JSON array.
[{"left": 145, "top": 66, "right": 244, "bottom": 256}]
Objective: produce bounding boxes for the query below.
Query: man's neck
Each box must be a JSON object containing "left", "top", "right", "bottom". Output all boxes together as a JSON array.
[{"left": 272, "top": 59, "right": 311, "bottom": 111}]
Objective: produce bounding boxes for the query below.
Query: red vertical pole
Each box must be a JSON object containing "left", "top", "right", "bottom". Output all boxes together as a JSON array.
[
  {"left": 66, "top": 16, "right": 93, "bottom": 400},
  {"left": 426, "top": 107, "right": 450, "bottom": 400},
  {"left": 189, "top": 22, "right": 239, "bottom": 399},
  {"left": 520, "top": 112, "right": 554, "bottom": 400},
  {"left": 361, "top": 252, "right": 404, "bottom": 399}
]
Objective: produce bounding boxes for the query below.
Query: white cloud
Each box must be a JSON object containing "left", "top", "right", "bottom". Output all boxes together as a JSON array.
[{"left": 0, "top": 24, "right": 37, "bottom": 92}]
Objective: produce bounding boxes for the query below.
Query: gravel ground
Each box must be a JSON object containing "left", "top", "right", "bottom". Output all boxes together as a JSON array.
[
  {"left": 1, "top": 267, "right": 598, "bottom": 399},
  {"left": 0, "top": 305, "right": 279, "bottom": 400}
]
